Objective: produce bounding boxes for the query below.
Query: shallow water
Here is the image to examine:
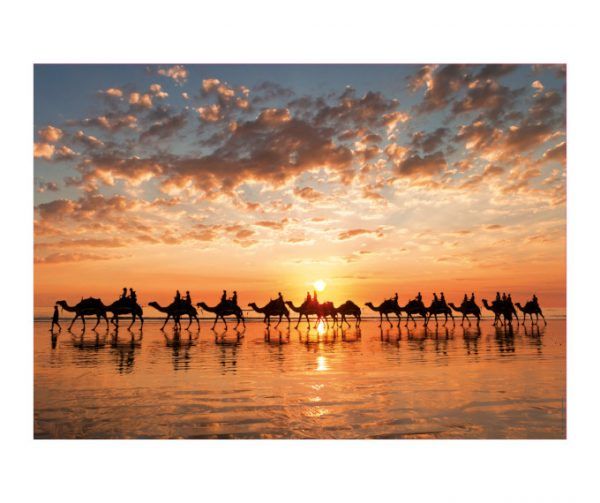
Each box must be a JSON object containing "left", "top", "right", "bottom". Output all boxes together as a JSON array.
[{"left": 34, "top": 318, "right": 565, "bottom": 439}]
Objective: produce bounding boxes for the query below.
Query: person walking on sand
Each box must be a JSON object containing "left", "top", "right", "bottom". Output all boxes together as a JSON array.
[{"left": 50, "top": 304, "right": 61, "bottom": 332}]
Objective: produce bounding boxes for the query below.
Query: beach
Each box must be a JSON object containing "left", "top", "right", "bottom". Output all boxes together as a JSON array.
[{"left": 34, "top": 317, "right": 565, "bottom": 439}]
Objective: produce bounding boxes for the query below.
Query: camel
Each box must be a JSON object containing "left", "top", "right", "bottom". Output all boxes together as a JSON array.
[
  {"left": 426, "top": 300, "right": 455, "bottom": 326},
  {"left": 196, "top": 300, "right": 245, "bottom": 330},
  {"left": 448, "top": 301, "right": 481, "bottom": 326},
  {"left": 56, "top": 298, "right": 109, "bottom": 330},
  {"left": 399, "top": 299, "right": 429, "bottom": 326},
  {"left": 285, "top": 300, "right": 336, "bottom": 329},
  {"left": 515, "top": 301, "right": 547, "bottom": 325},
  {"left": 482, "top": 299, "right": 515, "bottom": 326},
  {"left": 105, "top": 298, "right": 144, "bottom": 329},
  {"left": 365, "top": 299, "right": 401, "bottom": 327},
  {"left": 248, "top": 299, "right": 290, "bottom": 327},
  {"left": 334, "top": 300, "right": 362, "bottom": 327},
  {"left": 148, "top": 301, "right": 200, "bottom": 329}
]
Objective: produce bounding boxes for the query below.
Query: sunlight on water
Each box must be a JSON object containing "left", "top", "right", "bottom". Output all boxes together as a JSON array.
[{"left": 34, "top": 319, "right": 566, "bottom": 439}]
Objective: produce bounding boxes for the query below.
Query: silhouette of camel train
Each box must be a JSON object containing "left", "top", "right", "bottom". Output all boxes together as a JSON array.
[{"left": 53, "top": 287, "right": 546, "bottom": 332}]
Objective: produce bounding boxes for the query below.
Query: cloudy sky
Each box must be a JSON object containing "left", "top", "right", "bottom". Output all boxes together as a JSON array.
[{"left": 34, "top": 64, "right": 566, "bottom": 308}]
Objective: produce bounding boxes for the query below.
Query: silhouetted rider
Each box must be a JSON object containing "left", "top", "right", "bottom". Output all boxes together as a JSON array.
[
  {"left": 231, "top": 291, "right": 238, "bottom": 306},
  {"left": 185, "top": 291, "right": 191, "bottom": 305}
]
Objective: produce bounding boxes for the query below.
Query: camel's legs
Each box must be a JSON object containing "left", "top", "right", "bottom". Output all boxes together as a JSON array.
[
  {"left": 540, "top": 311, "right": 547, "bottom": 325},
  {"left": 161, "top": 314, "right": 170, "bottom": 330},
  {"left": 68, "top": 314, "right": 78, "bottom": 331},
  {"left": 222, "top": 316, "right": 228, "bottom": 330},
  {"left": 81, "top": 315, "right": 86, "bottom": 331},
  {"left": 212, "top": 314, "right": 219, "bottom": 329},
  {"left": 93, "top": 315, "right": 101, "bottom": 330},
  {"left": 275, "top": 315, "right": 281, "bottom": 328},
  {"left": 139, "top": 316, "right": 144, "bottom": 328},
  {"left": 128, "top": 314, "right": 136, "bottom": 330},
  {"left": 385, "top": 313, "right": 392, "bottom": 328},
  {"left": 378, "top": 313, "right": 383, "bottom": 327},
  {"left": 186, "top": 315, "right": 193, "bottom": 330}
]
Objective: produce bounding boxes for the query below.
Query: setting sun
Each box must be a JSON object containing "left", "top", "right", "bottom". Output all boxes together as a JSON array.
[{"left": 314, "top": 280, "right": 326, "bottom": 292}]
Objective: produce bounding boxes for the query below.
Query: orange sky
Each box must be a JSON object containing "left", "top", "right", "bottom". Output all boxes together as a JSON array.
[{"left": 34, "top": 64, "right": 566, "bottom": 309}]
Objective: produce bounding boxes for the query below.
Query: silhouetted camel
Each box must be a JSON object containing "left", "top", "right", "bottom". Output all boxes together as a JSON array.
[
  {"left": 56, "top": 298, "right": 109, "bottom": 330},
  {"left": 333, "top": 300, "right": 362, "bottom": 327},
  {"left": 105, "top": 298, "right": 144, "bottom": 329},
  {"left": 515, "top": 301, "right": 547, "bottom": 325},
  {"left": 248, "top": 300, "right": 290, "bottom": 327},
  {"left": 285, "top": 300, "right": 336, "bottom": 329},
  {"left": 399, "top": 299, "right": 429, "bottom": 326},
  {"left": 482, "top": 299, "right": 515, "bottom": 326},
  {"left": 365, "top": 299, "right": 401, "bottom": 327},
  {"left": 149, "top": 301, "right": 200, "bottom": 329},
  {"left": 426, "top": 300, "right": 455, "bottom": 326},
  {"left": 197, "top": 300, "right": 245, "bottom": 330},
  {"left": 448, "top": 301, "right": 481, "bottom": 326}
]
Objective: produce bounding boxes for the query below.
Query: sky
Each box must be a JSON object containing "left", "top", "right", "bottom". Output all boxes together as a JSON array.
[{"left": 34, "top": 64, "right": 566, "bottom": 308}]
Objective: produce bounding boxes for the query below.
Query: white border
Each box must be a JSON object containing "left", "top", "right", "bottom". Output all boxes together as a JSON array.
[{"left": 2, "top": 1, "right": 599, "bottom": 501}]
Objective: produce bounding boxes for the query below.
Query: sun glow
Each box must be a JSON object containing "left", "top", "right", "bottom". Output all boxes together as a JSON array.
[
  {"left": 316, "top": 320, "right": 326, "bottom": 335},
  {"left": 314, "top": 279, "right": 326, "bottom": 292}
]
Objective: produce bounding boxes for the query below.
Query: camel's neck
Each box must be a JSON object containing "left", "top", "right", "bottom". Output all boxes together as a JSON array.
[
  {"left": 199, "top": 302, "right": 218, "bottom": 312},
  {"left": 286, "top": 302, "right": 301, "bottom": 313},
  {"left": 249, "top": 303, "right": 264, "bottom": 313},
  {"left": 59, "top": 302, "right": 76, "bottom": 312},
  {"left": 366, "top": 302, "right": 380, "bottom": 312}
]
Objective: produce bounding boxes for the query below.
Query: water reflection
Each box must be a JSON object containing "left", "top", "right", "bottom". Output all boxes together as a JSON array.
[{"left": 35, "top": 319, "right": 565, "bottom": 439}]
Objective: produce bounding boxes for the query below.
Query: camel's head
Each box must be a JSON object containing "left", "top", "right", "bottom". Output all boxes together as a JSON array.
[{"left": 148, "top": 301, "right": 159, "bottom": 308}]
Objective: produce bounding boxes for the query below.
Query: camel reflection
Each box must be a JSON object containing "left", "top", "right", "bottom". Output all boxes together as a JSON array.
[
  {"left": 164, "top": 327, "right": 199, "bottom": 371},
  {"left": 110, "top": 329, "right": 142, "bottom": 374},
  {"left": 494, "top": 325, "right": 516, "bottom": 354},
  {"left": 462, "top": 326, "right": 481, "bottom": 355},
  {"left": 213, "top": 328, "right": 244, "bottom": 374},
  {"left": 264, "top": 326, "right": 291, "bottom": 344}
]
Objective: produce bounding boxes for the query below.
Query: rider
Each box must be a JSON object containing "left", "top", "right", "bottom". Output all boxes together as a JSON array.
[
  {"left": 440, "top": 292, "right": 446, "bottom": 305},
  {"left": 495, "top": 291, "right": 501, "bottom": 303},
  {"left": 231, "top": 291, "right": 238, "bottom": 306},
  {"left": 306, "top": 291, "right": 312, "bottom": 303},
  {"left": 185, "top": 291, "right": 192, "bottom": 305},
  {"left": 532, "top": 293, "right": 539, "bottom": 306},
  {"left": 120, "top": 287, "right": 128, "bottom": 301},
  {"left": 278, "top": 292, "right": 284, "bottom": 304},
  {"left": 433, "top": 293, "right": 439, "bottom": 304},
  {"left": 393, "top": 292, "right": 398, "bottom": 303},
  {"left": 129, "top": 288, "right": 137, "bottom": 304},
  {"left": 313, "top": 290, "right": 318, "bottom": 303},
  {"left": 463, "top": 293, "right": 468, "bottom": 305},
  {"left": 417, "top": 292, "right": 423, "bottom": 303},
  {"left": 221, "top": 290, "right": 227, "bottom": 303},
  {"left": 502, "top": 292, "right": 507, "bottom": 302},
  {"left": 175, "top": 290, "right": 181, "bottom": 303},
  {"left": 470, "top": 292, "right": 475, "bottom": 302}
]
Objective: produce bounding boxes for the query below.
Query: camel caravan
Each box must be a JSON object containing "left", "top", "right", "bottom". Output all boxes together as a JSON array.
[{"left": 52, "top": 286, "right": 546, "bottom": 331}]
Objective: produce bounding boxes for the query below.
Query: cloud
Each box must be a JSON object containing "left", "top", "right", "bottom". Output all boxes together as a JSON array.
[
  {"left": 337, "top": 228, "right": 384, "bottom": 240},
  {"left": 34, "top": 143, "right": 55, "bottom": 159},
  {"left": 408, "top": 64, "right": 470, "bottom": 113},
  {"left": 452, "top": 78, "right": 522, "bottom": 120},
  {"left": 140, "top": 111, "right": 188, "bottom": 141},
  {"left": 149, "top": 83, "right": 168, "bottom": 99},
  {"left": 74, "top": 130, "right": 105, "bottom": 149},
  {"left": 54, "top": 145, "right": 78, "bottom": 160},
  {"left": 157, "top": 65, "right": 188, "bottom": 84},
  {"left": 38, "top": 125, "right": 63, "bottom": 143},
  {"left": 531, "top": 80, "right": 544, "bottom": 91},
  {"left": 129, "top": 92, "right": 153, "bottom": 109},
  {"left": 197, "top": 104, "right": 223, "bottom": 122},
  {"left": 315, "top": 90, "right": 400, "bottom": 129},
  {"left": 76, "top": 113, "right": 138, "bottom": 132},
  {"left": 411, "top": 127, "right": 448, "bottom": 153},
  {"left": 540, "top": 141, "right": 566, "bottom": 165},
  {"left": 395, "top": 151, "right": 447, "bottom": 178},
  {"left": 100, "top": 87, "right": 123, "bottom": 98},
  {"left": 293, "top": 186, "right": 324, "bottom": 202},
  {"left": 475, "top": 64, "right": 518, "bottom": 79},
  {"left": 35, "top": 252, "right": 122, "bottom": 264}
]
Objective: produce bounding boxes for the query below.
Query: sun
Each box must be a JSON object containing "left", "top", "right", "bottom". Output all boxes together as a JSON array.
[{"left": 314, "top": 279, "right": 326, "bottom": 292}]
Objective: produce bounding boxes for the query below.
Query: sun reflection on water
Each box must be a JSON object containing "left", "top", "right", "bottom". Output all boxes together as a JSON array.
[
  {"left": 316, "top": 355, "right": 329, "bottom": 372},
  {"left": 316, "top": 320, "right": 326, "bottom": 335}
]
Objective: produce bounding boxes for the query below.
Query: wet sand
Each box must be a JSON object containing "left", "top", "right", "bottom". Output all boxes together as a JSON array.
[{"left": 34, "top": 318, "right": 565, "bottom": 439}]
